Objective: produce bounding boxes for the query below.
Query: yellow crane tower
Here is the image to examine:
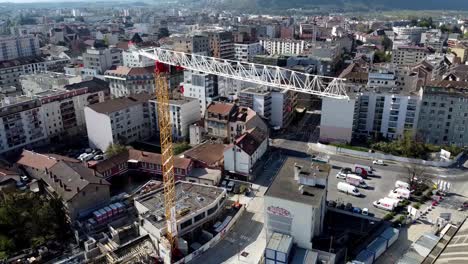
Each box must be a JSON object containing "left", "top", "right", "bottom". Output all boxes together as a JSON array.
[{"left": 154, "top": 61, "right": 178, "bottom": 254}]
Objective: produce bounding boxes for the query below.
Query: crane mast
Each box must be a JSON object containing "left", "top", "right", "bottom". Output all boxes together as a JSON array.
[{"left": 154, "top": 61, "right": 178, "bottom": 252}]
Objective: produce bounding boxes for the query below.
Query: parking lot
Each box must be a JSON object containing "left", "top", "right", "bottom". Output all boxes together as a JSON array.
[{"left": 327, "top": 160, "right": 405, "bottom": 218}]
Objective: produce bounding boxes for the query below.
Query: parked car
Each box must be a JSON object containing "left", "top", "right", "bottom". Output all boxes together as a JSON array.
[
  {"left": 336, "top": 171, "right": 347, "bottom": 179},
  {"left": 20, "top": 175, "right": 29, "bottom": 182},
  {"left": 226, "top": 181, "right": 235, "bottom": 192},
  {"left": 353, "top": 207, "right": 362, "bottom": 214},
  {"left": 93, "top": 155, "right": 104, "bottom": 161},
  {"left": 336, "top": 202, "right": 345, "bottom": 210},
  {"left": 345, "top": 203, "right": 353, "bottom": 211},
  {"left": 373, "top": 159, "right": 385, "bottom": 165},
  {"left": 221, "top": 180, "right": 228, "bottom": 189},
  {"left": 328, "top": 201, "right": 337, "bottom": 208},
  {"left": 362, "top": 208, "right": 369, "bottom": 216}
]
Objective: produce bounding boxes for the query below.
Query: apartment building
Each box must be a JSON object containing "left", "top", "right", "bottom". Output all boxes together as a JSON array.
[
  {"left": 0, "top": 78, "right": 109, "bottom": 154},
  {"left": 0, "top": 56, "right": 70, "bottom": 89},
  {"left": 420, "top": 29, "right": 445, "bottom": 53},
  {"left": 417, "top": 81, "right": 468, "bottom": 147},
  {"left": 201, "top": 31, "right": 234, "bottom": 59},
  {"left": 170, "top": 35, "right": 210, "bottom": 55},
  {"left": 392, "top": 46, "right": 430, "bottom": 66},
  {"left": 181, "top": 70, "right": 218, "bottom": 117},
  {"left": 353, "top": 92, "right": 421, "bottom": 140},
  {"left": 85, "top": 93, "right": 152, "bottom": 151},
  {"left": 205, "top": 102, "right": 268, "bottom": 143},
  {"left": 104, "top": 66, "right": 154, "bottom": 98},
  {"left": 259, "top": 38, "right": 309, "bottom": 55},
  {"left": 82, "top": 47, "right": 122, "bottom": 74},
  {"left": 392, "top": 26, "right": 426, "bottom": 44},
  {"left": 234, "top": 42, "right": 263, "bottom": 62},
  {"left": 224, "top": 128, "right": 268, "bottom": 180},
  {"left": 122, "top": 46, "right": 154, "bottom": 67},
  {"left": 0, "top": 97, "right": 47, "bottom": 154},
  {"left": 238, "top": 87, "right": 272, "bottom": 120},
  {"left": 148, "top": 96, "right": 201, "bottom": 140},
  {"left": 0, "top": 35, "right": 40, "bottom": 61},
  {"left": 16, "top": 150, "right": 110, "bottom": 220}
]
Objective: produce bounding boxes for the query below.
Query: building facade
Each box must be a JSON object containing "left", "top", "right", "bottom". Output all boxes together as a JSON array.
[
  {"left": 353, "top": 92, "right": 421, "bottom": 140},
  {"left": 417, "top": 81, "right": 468, "bottom": 147},
  {"left": 181, "top": 70, "right": 218, "bottom": 117},
  {"left": 85, "top": 94, "right": 152, "bottom": 151},
  {"left": 392, "top": 46, "right": 430, "bottom": 66},
  {"left": 234, "top": 42, "right": 263, "bottom": 62},
  {"left": 83, "top": 47, "right": 123, "bottom": 74},
  {"left": 259, "top": 38, "right": 308, "bottom": 55},
  {"left": 104, "top": 66, "right": 155, "bottom": 98},
  {"left": 0, "top": 35, "right": 40, "bottom": 61}
]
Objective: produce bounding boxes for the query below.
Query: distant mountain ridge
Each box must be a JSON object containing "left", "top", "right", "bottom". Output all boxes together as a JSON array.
[{"left": 205, "top": 0, "right": 468, "bottom": 11}]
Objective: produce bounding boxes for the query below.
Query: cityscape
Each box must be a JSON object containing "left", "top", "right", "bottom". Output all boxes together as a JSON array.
[{"left": 0, "top": 0, "right": 467, "bottom": 263}]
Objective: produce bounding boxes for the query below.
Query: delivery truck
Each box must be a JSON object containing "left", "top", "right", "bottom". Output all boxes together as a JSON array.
[
  {"left": 388, "top": 188, "right": 410, "bottom": 199},
  {"left": 346, "top": 174, "right": 368, "bottom": 189},
  {"left": 373, "top": 197, "right": 399, "bottom": 211},
  {"left": 354, "top": 164, "right": 373, "bottom": 178}
]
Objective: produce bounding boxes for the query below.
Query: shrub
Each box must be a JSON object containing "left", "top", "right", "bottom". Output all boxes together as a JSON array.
[
  {"left": 413, "top": 203, "right": 421, "bottom": 209},
  {"left": 383, "top": 212, "right": 396, "bottom": 221},
  {"left": 400, "top": 200, "right": 410, "bottom": 207}
]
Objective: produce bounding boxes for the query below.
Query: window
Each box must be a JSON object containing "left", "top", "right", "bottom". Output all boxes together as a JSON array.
[
  {"left": 180, "top": 219, "right": 192, "bottom": 229},
  {"left": 194, "top": 212, "right": 205, "bottom": 223}
]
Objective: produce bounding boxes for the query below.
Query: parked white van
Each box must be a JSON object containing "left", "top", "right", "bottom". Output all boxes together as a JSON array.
[
  {"left": 388, "top": 188, "right": 410, "bottom": 199},
  {"left": 373, "top": 197, "right": 399, "bottom": 211},
  {"left": 395, "top": 180, "right": 410, "bottom": 190},
  {"left": 346, "top": 174, "right": 368, "bottom": 189},
  {"left": 337, "top": 182, "right": 361, "bottom": 197}
]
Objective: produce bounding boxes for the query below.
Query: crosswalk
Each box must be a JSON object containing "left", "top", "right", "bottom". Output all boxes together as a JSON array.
[{"left": 434, "top": 179, "right": 451, "bottom": 192}]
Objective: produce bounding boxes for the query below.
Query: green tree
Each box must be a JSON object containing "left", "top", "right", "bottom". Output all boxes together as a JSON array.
[
  {"left": 382, "top": 36, "right": 393, "bottom": 51},
  {"left": 173, "top": 142, "right": 191, "bottom": 155},
  {"left": 374, "top": 50, "right": 391, "bottom": 63},
  {"left": 105, "top": 143, "right": 127, "bottom": 157}
]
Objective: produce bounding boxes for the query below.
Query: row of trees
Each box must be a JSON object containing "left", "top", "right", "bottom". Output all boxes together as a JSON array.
[{"left": 0, "top": 192, "right": 70, "bottom": 259}]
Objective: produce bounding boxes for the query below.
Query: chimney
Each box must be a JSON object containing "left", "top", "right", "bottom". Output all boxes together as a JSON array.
[{"left": 293, "top": 163, "right": 301, "bottom": 181}]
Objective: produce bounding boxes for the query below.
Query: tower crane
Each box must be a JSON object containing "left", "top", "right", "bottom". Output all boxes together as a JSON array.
[{"left": 145, "top": 47, "right": 349, "bottom": 259}]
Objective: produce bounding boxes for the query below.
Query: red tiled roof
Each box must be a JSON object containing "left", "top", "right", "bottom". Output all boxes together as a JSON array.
[
  {"left": 16, "top": 150, "right": 79, "bottom": 170},
  {"left": 207, "top": 102, "right": 235, "bottom": 115},
  {"left": 183, "top": 142, "right": 225, "bottom": 166},
  {"left": 234, "top": 128, "right": 267, "bottom": 155}
]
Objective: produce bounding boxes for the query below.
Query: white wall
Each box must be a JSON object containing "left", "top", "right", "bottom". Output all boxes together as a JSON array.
[
  {"left": 264, "top": 196, "right": 314, "bottom": 250},
  {"left": 84, "top": 107, "right": 113, "bottom": 151},
  {"left": 270, "top": 92, "right": 284, "bottom": 128},
  {"left": 320, "top": 97, "right": 355, "bottom": 143}
]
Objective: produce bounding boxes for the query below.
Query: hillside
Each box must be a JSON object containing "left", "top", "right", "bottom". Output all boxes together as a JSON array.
[{"left": 203, "top": 0, "right": 468, "bottom": 11}]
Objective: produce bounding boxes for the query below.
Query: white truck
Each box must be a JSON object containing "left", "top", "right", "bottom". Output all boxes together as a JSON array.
[
  {"left": 388, "top": 188, "right": 410, "bottom": 200},
  {"left": 373, "top": 197, "right": 399, "bottom": 211},
  {"left": 395, "top": 180, "right": 410, "bottom": 190},
  {"left": 354, "top": 164, "right": 374, "bottom": 178},
  {"left": 337, "top": 182, "right": 361, "bottom": 197},
  {"left": 346, "top": 174, "right": 368, "bottom": 189}
]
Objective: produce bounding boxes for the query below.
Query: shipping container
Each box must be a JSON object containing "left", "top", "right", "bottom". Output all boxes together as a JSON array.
[
  {"left": 109, "top": 204, "right": 118, "bottom": 215},
  {"left": 99, "top": 209, "right": 108, "bottom": 220},
  {"left": 367, "top": 237, "right": 387, "bottom": 260},
  {"left": 355, "top": 250, "right": 374, "bottom": 264},
  {"left": 105, "top": 206, "right": 113, "bottom": 217},
  {"left": 265, "top": 233, "right": 293, "bottom": 263},
  {"left": 379, "top": 227, "right": 399, "bottom": 248},
  {"left": 116, "top": 202, "right": 124, "bottom": 213}
]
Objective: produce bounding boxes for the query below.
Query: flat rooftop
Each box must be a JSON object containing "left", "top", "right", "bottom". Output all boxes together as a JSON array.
[
  {"left": 135, "top": 181, "right": 225, "bottom": 230},
  {"left": 265, "top": 157, "right": 329, "bottom": 206},
  {"left": 240, "top": 87, "right": 271, "bottom": 95}
]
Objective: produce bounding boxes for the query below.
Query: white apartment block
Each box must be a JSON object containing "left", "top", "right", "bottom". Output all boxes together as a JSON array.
[
  {"left": 0, "top": 98, "right": 48, "bottom": 154},
  {"left": 238, "top": 87, "right": 272, "bottom": 121},
  {"left": 234, "top": 42, "right": 263, "bottom": 62},
  {"left": 392, "top": 46, "right": 430, "bottom": 66},
  {"left": 259, "top": 38, "right": 308, "bottom": 55},
  {"left": 353, "top": 93, "right": 421, "bottom": 140},
  {"left": 82, "top": 47, "right": 122, "bottom": 74},
  {"left": 0, "top": 80, "right": 109, "bottom": 154},
  {"left": 122, "top": 48, "right": 154, "bottom": 67},
  {"left": 104, "top": 66, "right": 154, "bottom": 98},
  {"left": 85, "top": 94, "right": 152, "bottom": 151},
  {"left": 149, "top": 97, "right": 201, "bottom": 140},
  {"left": 392, "top": 26, "right": 427, "bottom": 44},
  {"left": 181, "top": 70, "right": 218, "bottom": 117},
  {"left": 0, "top": 35, "right": 40, "bottom": 61}
]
